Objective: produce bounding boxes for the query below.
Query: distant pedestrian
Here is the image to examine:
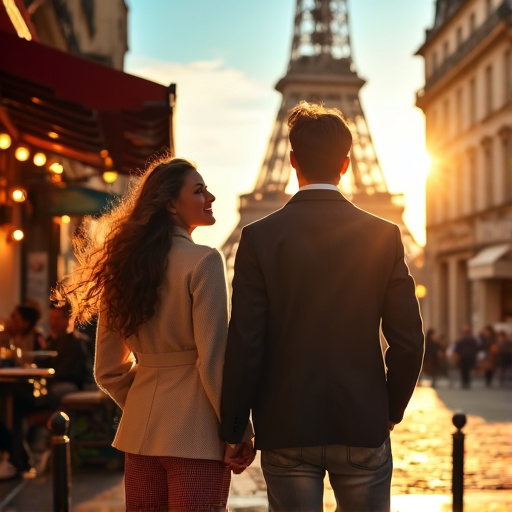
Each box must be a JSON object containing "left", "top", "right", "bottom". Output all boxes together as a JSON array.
[
  {"left": 453, "top": 326, "right": 479, "bottom": 389},
  {"left": 424, "top": 328, "right": 443, "bottom": 387},
  {"left": 220, "top": 101, "right": 425, "bottom": 512},
  {"left": 496, "top": 330, "right": 512, "bottom": 387},
  {"left": 479, "top": 325, "right": 498, "bottom": 387}
]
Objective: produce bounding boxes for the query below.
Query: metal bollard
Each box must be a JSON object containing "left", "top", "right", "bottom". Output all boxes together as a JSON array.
[
  {"left": 48, "top": 411, "right": 71, "bottom": 512},
  {"left": 452, "top": 411, "right": 467, "bottom": 512}
]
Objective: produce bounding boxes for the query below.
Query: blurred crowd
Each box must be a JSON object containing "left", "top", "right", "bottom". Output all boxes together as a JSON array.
[{"left": 423, "top": 323, "right": 512, "bottom": 389}]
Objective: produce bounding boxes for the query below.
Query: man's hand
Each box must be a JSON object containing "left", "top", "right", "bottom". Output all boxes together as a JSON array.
[
  {"left": 224, "top": 440, "right": 256, "bottom": 474},
  {"left": 388, "top": 421, "right": 396, "bottom": 432}
]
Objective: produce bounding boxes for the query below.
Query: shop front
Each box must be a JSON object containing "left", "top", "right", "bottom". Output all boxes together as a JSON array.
[{"left": 0, "top": 26, "right": 175, "bottom": 322}]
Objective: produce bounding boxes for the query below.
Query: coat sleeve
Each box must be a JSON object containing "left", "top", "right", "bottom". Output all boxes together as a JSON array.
[
  {"left": 220, "top": 227, "right": 266, "bottom": 444},
  {"left": 94, "top": 312, "right": 137, "bottom": 409},
  {"left": 381, "top": 225, "right": 425, "bottom": 424},
  {"left": 190, "top": 249, "right": 230, "bottom": 422}
]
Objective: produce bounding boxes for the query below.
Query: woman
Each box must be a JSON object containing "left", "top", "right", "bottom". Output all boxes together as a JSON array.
[{"left": 58, "top": 157, "right": 253, "bottom": 511}]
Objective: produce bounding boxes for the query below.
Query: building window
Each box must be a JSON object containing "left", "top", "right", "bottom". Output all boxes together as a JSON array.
[
  {"left": 486, "top": 0, "right": 493, "bottom": 16},
  {"left": 443, "top": 98, "right": 450, "bottom": 138},
  {"left": 467, "top": 148, "right": 477, "bottom": 212},
  {"left": 433, "top": 51, "right": 438, "bottom": 72},
  {"left": 469, "top": 77, "right": 476, "bottom": 125},
  {"left": 485, "top": 65, "right": 493, "bottom": 116},
  {"left": 456, "top": 88, "right": 463, "bottom": 134},
  {"left": 456, "top": 27, "right": 463, "bottom": 48},
  {"left": 451, "top": 157, "right": 462, "bottom": 218},
  {"left": 470, "top": 12, "right": 476, "bottom": 34},
  {"left": 502, "top": 132, "right": 512, "bottom": 200},
  {"left": 505, "top": 50, "right": 512, "bottom": 103},
  {"left": 481, "top": 137, "right": 494, "bottom": 208},
  {"left": 443, "top": 41, "right": 449, "bottom": 61}
]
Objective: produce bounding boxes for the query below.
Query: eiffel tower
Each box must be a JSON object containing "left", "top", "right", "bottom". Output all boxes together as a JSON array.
[{"left": 222, "top": 0, "right": 420, "bottom": 279}]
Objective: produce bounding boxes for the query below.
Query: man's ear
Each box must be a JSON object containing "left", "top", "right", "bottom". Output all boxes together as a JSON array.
[
  {"left": 166, "top": 202, "right": 177, "bottom": 214},
  {"left": 290, "top": 150, "right": 298, "bottom": 170},
  {"left": 340, "top": 156, "right": 350, "bottom": 176}
]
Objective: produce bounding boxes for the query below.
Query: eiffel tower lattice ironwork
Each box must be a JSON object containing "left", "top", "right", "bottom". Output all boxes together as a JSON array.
[{"left": 222, "top": 0, "right": 420, "bottom": 278}]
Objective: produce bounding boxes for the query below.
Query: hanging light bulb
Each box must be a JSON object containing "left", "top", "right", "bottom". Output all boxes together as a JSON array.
[
  {"left": 9, "top": 229, "right": 24, "bottom": 242},
  {"left": 15, "top": 146, "right": 30, "bottom": 162},
  {"left": 0, "top": 133, "right": 12, "bottom": 150},
  {"left": 33, "top": 152, "right": 47, "bottom": 166},
  {"left": 102, "top": 170, "right": 118, "bottom": 184},
  {"left": 9, "top": 187, "right": 27, "bottom": 203},
  {"left": 49, "top": 162, "right": 63, "bottom": 175}
]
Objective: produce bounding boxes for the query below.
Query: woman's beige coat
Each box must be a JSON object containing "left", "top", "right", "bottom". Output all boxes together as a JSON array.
[{"left": 94, "top": 227, "right": 231, "bottom": 461}]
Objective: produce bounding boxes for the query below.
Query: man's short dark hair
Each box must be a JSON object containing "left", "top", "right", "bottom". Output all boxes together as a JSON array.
[{"left": 288, "top": 101, "right": 352, "bottom": 182}]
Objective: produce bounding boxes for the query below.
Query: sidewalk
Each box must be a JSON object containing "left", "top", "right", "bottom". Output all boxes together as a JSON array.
[{"left": 1, "top": 380, "right": 511, "bottom": 511}]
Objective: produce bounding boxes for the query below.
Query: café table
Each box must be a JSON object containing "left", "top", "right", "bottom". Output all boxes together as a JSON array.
[
  {"left": 0, "top": 367, "right": 55, "bottom": 428},
  {"left": 0, "top": 366, "right": 55, "bottom": 473}
]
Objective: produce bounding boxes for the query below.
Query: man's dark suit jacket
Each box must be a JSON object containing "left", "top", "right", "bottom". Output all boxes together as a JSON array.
[{"left": 220, "top": 189, "right": 424, "bottom": 450}]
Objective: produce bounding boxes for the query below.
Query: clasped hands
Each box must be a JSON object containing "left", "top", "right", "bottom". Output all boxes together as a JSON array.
[{"left": 223, "top": 440, "right": 256, "bottom": 474}]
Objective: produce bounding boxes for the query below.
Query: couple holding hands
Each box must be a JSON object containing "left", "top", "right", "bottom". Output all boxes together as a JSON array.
[{"left": 59, "top": 101, "right": 424, "bottom": 512}]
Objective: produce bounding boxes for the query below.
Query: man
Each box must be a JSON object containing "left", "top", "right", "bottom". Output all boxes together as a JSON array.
[
  {"left": 453, "top": 326, "right": 479, "bottom": 389},
  {"left": 39, "top": 303, "right": 94, "bottom": 407},
  {"left": 220, "top": 101, "right": 424, "bottom": 511}
]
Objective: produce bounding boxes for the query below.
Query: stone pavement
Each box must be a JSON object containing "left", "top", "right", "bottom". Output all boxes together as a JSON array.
[{"left": 1, "top": 377, "right": 511, "bottom": 511}]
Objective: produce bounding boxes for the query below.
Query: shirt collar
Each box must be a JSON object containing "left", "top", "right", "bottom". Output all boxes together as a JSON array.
[{"left": 298, "top": 183, "right": 341, "bottom": 193}]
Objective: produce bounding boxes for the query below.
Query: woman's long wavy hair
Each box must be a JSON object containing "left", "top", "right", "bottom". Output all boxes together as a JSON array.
[{"left": 56, "top": 156, "right": 196, "bottom": 338}]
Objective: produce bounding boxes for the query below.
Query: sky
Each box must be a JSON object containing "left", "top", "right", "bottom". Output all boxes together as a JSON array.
[{"left": 124, "top": 0, "right": 436, "bottom": 249}]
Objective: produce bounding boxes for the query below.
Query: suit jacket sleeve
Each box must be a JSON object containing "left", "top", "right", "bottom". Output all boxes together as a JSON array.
[
  {"left": 94, "top": 312, "right": 137, "bottom": 409},
  {"left": 382, "top": 226, "right": 425, "bottom": 424},
  {"left": 220, "top": 227, "right": 266, "bottom": 443},
  {"left": 190, "top": 249, "right": 230, "bottom": 422}
]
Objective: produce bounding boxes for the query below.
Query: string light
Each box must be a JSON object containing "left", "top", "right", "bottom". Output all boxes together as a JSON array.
[
  {"left": 9, "top": 187, "right": 27, "bottom": 203},
  {"left": 33, "top": 152, "right": 47, "bottom": 166},
  {"left": 14, "top": 146, "right": 30, "bottom": 161},
  {"left": 0, "top": 133, "right": 12, "bottom": 150}
]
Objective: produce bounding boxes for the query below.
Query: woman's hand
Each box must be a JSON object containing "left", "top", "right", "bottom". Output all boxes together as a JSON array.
[{"left": 224, "top": 440, "right": 256, "bottom": 474}]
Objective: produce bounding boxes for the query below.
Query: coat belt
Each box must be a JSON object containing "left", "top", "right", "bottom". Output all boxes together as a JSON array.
[{"left": 136, "top": 349, "right": 198, "bottom": 367}]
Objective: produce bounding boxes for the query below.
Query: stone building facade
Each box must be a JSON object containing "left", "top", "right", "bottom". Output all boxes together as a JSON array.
[{"left": 416, "top": 0, "right": 512, "bottom": 342}]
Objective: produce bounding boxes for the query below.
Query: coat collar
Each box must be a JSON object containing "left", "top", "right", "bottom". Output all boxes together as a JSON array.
[
  {"left": 173, "top": 226, "right": 194, "bottom": 242},
  {"left": 286, "top": 188, "right": 349, "bottom": 206}
]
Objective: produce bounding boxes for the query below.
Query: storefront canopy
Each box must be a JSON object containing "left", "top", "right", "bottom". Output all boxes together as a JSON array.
[
  {"left": 0, "top": 29, "right": 174, "bottom": 173},
  {"left": 467, "top": 244, "right": 512, "bottom": 280}
]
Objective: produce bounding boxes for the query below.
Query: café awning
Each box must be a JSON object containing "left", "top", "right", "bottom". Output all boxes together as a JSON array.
[
  {"left": 467, "top": 244, "right": 512, "bottom": 280},
  {"left": 0, "top": 29, "right": 174, "bottom": 173}
]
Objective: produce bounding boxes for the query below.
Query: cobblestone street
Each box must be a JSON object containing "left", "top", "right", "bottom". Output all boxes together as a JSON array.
[
  {"left": 389, "top": 382, "right": 512, "bottom": 495},
  {"left": 2, "top": 378, "right": 511, "bottom": 511}
]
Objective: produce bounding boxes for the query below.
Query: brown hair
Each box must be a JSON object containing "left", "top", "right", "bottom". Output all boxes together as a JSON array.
[
  {"left": 55, "top": 156, "right": 196, "bottom": 338},
  {"left": 288, "top": 101, "right": 352, "bottom": 182}
]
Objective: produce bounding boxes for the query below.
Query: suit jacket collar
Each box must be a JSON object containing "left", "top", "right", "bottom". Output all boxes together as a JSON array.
[{"left": 287, "top": 188, "right": 349, "bottom": 206}]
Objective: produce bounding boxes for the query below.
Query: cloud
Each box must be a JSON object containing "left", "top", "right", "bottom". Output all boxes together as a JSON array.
[{"left": 125, "top": 54, "right": 281, "bottom": 248}]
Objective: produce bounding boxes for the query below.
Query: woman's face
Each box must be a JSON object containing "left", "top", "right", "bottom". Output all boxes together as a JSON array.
[{"left": 170, "top": 169, "right": 216, "bottom": 234}]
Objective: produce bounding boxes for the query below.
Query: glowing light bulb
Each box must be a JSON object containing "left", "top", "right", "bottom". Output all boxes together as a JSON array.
[
  {"left": 49, "top": 162, "right": 63, "bottom": 174},
  {"left": 33, "top": 152, "right": 47, "bottom": 166},
  {"left": 11, "top": 229, "right": 24, "bottom": 242},
  {"left": 10, "top": 188, "right": 27, "bottom": 203},
  {"left": 102, "top": 170, "right": 118, "bottom": 184},
  {"left": 15, "top": 146, "right": 30, "bottom": 161},
  {"left": 0, "top": 133, "right": 12, "bottom": 150}
]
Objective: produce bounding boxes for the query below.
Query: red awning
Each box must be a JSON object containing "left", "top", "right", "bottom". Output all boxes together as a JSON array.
[{"left": 0, "top": 29, "right": 174, "bottom": 172}]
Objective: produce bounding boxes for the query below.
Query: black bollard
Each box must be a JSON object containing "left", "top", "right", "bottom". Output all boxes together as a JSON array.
[
  {"left": 452, "top": 411, "right": 467, "bottom": 512},
  {"left": 48, "top": 411, "right": 71, "bottom": 512}
]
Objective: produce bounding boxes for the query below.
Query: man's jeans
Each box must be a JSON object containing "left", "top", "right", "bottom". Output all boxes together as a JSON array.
[{"left": 261, "top": 438, "right": 392, "bottom": 512}]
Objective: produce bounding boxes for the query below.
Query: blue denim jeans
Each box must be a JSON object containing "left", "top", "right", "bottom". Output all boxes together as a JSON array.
[{"left": 261, "top": 438, "right": 392, "bottom": 512}]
